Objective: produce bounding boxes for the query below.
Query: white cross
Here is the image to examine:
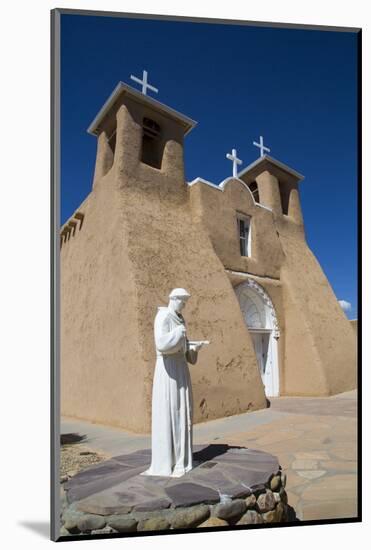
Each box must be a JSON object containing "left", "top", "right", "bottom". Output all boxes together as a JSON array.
[
  {"left": 226, "top": 148, "right": 243, "bottom": 177},
  {"left": 253, "top": 135, "right": 271, "bottom": 157},
  {"left": 130, "top": 70, "right": 159, "bottom": 96}
]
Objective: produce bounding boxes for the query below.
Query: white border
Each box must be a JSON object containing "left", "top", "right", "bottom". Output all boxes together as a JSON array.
[{"left": 0, "top": 2, "right": 367, "bottom": 549}]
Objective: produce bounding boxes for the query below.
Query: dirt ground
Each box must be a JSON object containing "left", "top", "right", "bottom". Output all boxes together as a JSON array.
[{"left": 60, "top": 439, "right": 109, "bottom": 482}]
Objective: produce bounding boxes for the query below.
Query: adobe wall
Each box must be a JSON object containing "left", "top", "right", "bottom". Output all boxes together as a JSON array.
[
  {"left": 60, "top": 173, "right": 147, "bottom": 431},
  {"left": 190, "top": 177, "right": 357, "bottom": 396},
  {"left": 189, "top": 178, "right": 284, "bottom": 279},
  {"left": 275, "top": 218, "right": 357, "bottom": 395}
]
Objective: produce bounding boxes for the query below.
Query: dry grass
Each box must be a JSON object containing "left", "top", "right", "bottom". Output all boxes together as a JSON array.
[{"left": 60, "top": 442, "right": 110, "bottom": 481}]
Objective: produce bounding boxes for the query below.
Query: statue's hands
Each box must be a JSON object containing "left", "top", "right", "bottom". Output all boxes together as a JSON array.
[
  {"left": 187, "top": 340, "right": 210, "bottom": 353},
  {"left": 189, "top": 343, "right": 203, "bottom": 353}
]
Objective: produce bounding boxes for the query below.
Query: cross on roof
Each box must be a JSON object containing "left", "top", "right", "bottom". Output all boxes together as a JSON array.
[
  {"left": 226, "top": 148, "right": 243, "bottom": 177},
  {"left": 253, "top": 135, "right": 271, "bottom": 158},
  {"left": 130, "top": 70, "right": 159, "bottom": 96}
]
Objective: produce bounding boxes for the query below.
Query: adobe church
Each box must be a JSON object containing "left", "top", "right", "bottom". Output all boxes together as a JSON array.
[{"left": 60, "top": 76, "right": 357, "bottom": 433}]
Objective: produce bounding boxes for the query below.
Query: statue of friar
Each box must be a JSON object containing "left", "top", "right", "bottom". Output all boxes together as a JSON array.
[{"left": 142, "top": 288, "right": 209, "bottom": 477}]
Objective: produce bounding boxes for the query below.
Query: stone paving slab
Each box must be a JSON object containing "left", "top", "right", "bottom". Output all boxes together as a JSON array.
[
  {"left": 64, "top": 445, "right": 280, "bottom": 515},
  {"left": 269, "top": 395, "right": 357, "bottom": 417},
  {"left": 165, "top": 482, "right": 220, "bottom": 507}
]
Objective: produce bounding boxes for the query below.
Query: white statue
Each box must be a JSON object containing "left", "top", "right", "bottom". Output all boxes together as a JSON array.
[{"left": 142, "top": 288, "right": 209, "bottom": 477}]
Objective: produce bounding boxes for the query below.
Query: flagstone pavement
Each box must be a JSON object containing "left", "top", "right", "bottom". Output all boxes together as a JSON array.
[{"left": 61, "top": 390, "right": 358, "bottom": 522}]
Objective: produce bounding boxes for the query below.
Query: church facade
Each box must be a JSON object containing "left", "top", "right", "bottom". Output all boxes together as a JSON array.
[{"left": 60, "top": 82, "right": 357, "bottom": 433}]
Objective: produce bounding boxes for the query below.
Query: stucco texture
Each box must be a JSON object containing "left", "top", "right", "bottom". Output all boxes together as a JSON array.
[
  {"left": 61, "top": 101, "right": 267, "bottom": 432},
  {"left": 60, "top": 91, "right": 357, "bottom": 433}
]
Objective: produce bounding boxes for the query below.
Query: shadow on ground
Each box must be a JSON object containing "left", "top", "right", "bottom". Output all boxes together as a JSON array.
[
  {"left": 18, "top": 521, "right": 50, "bottom": 539},
  {"left": 61, "top": 433, "right": 87, "bottom": 445},
  {"left": 286, "top": 505, "right": 300, "bottom": 522},
  {"left": 193, "top": 443, "right": 246, "bottom": 464}
]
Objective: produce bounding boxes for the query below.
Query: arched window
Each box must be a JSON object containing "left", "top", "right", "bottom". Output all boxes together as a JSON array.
[
  {"left": 248, "top": 181, "right": 260, "bottom": 203},
  {"left": 141, "top": 117, "right": 162, "bottom": 169},
  {"left": 107, "top": 129, "right": 116, "bottom": 156},
  {"left": 237, "top": 214, "right": 251, "bottom": 257}
]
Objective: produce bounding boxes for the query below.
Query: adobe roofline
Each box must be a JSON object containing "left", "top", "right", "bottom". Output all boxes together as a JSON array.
[
  {"left": 237, "top": 154, "right": 305, "bottom": 182},
  {"left": 87, "top": 82, "right": 198, "bottom": 137},
  {"left": 187, "top": 176, "right": 273, "bottom": 212}
]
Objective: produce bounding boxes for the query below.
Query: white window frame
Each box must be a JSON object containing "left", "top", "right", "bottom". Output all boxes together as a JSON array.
[{"left": 237, "top": 214, "right": 252, "bottom": 257}]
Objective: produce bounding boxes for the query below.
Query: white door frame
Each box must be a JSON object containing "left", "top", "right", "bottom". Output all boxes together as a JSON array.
[{"left": 235, "top": 280, "right": 280, "bottom": 397}]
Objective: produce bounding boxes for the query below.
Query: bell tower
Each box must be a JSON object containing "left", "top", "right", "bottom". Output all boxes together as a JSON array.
[
  {"left": 87, "top": 79, "right": 197, "bottom": 193},
  {"left": 238, "top": 154, "right": 305, "bottom": 226}
]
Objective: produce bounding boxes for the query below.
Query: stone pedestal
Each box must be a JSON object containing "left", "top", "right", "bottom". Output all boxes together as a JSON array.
[{"left": 60, "top": 444, "right": 292, "bottom": 536}]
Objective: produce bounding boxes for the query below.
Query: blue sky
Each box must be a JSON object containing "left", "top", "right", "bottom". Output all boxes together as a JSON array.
[{"left": 60, "top": 14, "right": 359, "bottom": 318}]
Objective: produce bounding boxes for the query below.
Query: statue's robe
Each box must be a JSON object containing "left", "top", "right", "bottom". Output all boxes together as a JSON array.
[{"left": 143, "top": 306, "right": 197, "bottom": 477}]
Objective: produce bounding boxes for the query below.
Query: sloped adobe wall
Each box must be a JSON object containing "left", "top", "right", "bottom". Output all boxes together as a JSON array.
[
  {"left": 60, "top": 175, "right": 148, "bottom": 431},
  {"left": 278, "top": 228, "right": 357, "bottom": 396}
]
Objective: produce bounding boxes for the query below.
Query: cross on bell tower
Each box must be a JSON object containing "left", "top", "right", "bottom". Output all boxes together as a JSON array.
[
  {"left": 253, "top": 135, "right": 271, "bottom": 158},
  {"left": 130, "top": 70, "right": 159, "bottom": 96}
]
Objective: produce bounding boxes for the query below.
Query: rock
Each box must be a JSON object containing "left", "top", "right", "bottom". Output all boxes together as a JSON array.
[
  {"left": 80, "top": 451, "right": 94, "bottom": 456},
  {"left": 229, "top": 486, "right": 252, "bottom": 499},
  {"left": 133, "top": 498, "right": 171, "bottom": 512},
  {"left": 59, "top": 526, "right": 70, "bottom": 536},
  {"left": 251, "top": 484, "right": 266, "bottom": 497},
  {"left": 91, "top": 526, "right": 118, "bottom": 535},
  {"left": 237, "top": 510, "right": 264, "bottom": 525},
  {"left": 137, "top": 517, "right": 170, "bottom": 531},
  {"left": 262, "top": 510, "right": 277, "bottom": 523},
  {"left": 270, "top": 475, "right": 281, "bottom": 492},
  {"left": 275, "top": 502, "right": 285, "bottom": 522},
  {"left": 63, "top": 523, "right": 80, "bottom": 534},
  {"left": 62, "top": 509, "right": 85, "bottom": 533},
  {"left": 245, "top": 494, "right": 256, "bottom": 509},
  {"left": 281, "top": 472, "right": 287, "bottom": 488},
  {"left": 67, "top": 469, "right": 78, "bottom": 478},
  {"left": 165, "top": 482, "right": 220, "bottom": 507},
  {"left": 132, "top": 509, "right": 174, "bottom": 522},
  {"left": 77, "top": 514, "right": 106, "bottom": 533},
  {"left": 60, "top": 489, "right": 68, "bottom": 511},
  {"left": 273, "top": 492, "right": 280, "bottom": 503},
  {"left": 60, "top": 475, "right": 69, "bottom": 484},
  {"left": 198, "top": 517, "right": 229, "bottom": 528},
  {"left": 257, "top": 490, "right": 276, "bottom": 513},
  {"left": 171, "top": 504, "right": 210, "bottom": 529},
  {"left": 108, "top": 516, "right": 138, "bottom": 533},
  {"left": 76, "top": 497, "right": 132, "bottom": 516},
  {"left": 213, "top": 499, "right": 247, "bottom": 521},
  {"left": 279, "top": 488, "right": 288, "bottom": 504}
]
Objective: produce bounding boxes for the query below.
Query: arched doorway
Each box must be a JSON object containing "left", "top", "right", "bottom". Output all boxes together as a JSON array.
[{"left": 235, "top": 280, "right": 280, "bottom": 397}]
